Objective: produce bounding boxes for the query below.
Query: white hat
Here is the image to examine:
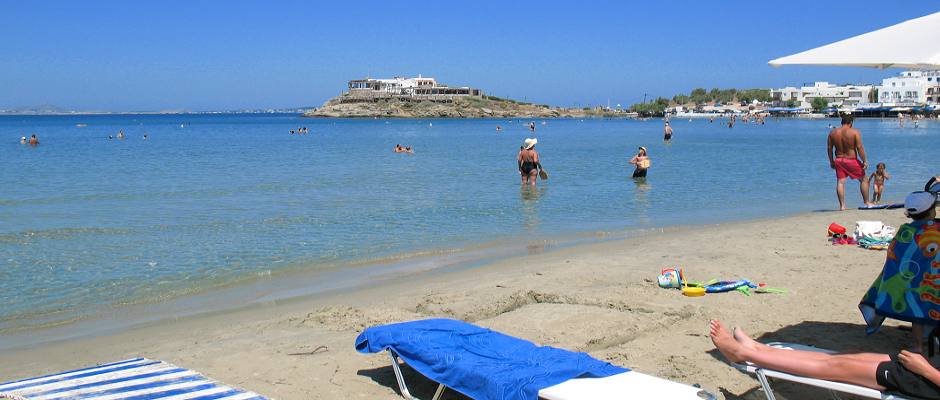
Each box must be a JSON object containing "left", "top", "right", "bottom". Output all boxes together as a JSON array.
[
  {"left": 523, "top": 138, "right": 537, "bottom": 149},
  {"left": 905, "top": 191, "right": 938, "bottom": 217}
]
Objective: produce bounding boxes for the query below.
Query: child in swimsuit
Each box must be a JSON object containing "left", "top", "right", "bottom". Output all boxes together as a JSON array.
[{"left": 870, "top": 163, "right": 890, "bottom": 202}]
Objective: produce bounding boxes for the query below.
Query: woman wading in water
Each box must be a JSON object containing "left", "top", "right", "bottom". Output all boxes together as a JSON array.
[{"left": 518, "top": 138, "right": 541, "bottom": 186}]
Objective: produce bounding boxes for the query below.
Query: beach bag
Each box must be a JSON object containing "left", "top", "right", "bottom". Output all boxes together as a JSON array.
[
  {"left": 638, "top": 159, "right": 651, "bottom": 169},
  {"left": 657, "top": 268, "right": 683, "bottom": 289},
  {"left": 827, "top": 223, "right": 847, "bottom": 237},
  {"left": 854, "top": 220, "right": 895, "bottom": 241}
]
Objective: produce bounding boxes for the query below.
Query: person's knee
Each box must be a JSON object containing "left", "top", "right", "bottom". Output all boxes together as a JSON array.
[{"left": 822, "top": 358, "right": 854, "bottom": 377}]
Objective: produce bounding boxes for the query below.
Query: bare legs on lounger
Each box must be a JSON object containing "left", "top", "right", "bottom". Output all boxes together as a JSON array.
[{"left": 709, "top": 320, "right": 888, "bottom": 390}]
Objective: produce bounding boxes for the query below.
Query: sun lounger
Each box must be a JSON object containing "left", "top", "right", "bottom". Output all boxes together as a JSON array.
[
  {"left": 356, "top": 318, "right": 714, "bottom": 400},
  {"left": 732, "top": 342, "right": 913, "bottom": 400},
  {"left": 0, "top": 357, "right": 267, "bottom": 400}
]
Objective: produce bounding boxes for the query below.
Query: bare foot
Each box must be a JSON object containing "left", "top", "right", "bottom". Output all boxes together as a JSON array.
[
  {"left": 709, "top": 320, "right": 747, "bottom": 363},
  {"left": 732, "top": 327, "right": 760, "bottom": 351}
]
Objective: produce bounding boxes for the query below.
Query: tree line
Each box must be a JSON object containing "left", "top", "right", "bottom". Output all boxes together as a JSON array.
[{"left": 630, "top": 88, "right": 772, "bottom": 116}]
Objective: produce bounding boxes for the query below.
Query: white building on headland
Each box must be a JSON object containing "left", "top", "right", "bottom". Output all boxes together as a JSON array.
[
  {"left": 770, "top": 82, "right": 874, "bottom": 109},
  {"left": 877, "top": 70, "right": 940, "bottom": 105},
  {"left": 346, "top": 75, "right": 482, "bottom": 100},
  {"left": 348, "top": 76, "right": 437, "bottom": 93}
]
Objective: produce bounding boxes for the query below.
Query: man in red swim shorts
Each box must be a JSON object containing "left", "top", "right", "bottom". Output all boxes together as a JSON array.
[{"left": 828, "top": 114, "right": 871, "bottom": 210}]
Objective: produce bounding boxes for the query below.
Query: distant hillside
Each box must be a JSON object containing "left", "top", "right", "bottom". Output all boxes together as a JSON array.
[
  {"left": 1, "top": 104, "right": 71, "bottom": 114},
  {"left": 305, "top": 94, "right": 620, "bottom": 118}
]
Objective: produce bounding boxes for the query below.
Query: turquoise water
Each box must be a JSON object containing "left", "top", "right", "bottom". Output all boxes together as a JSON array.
[{"left": 1, "top": 115, "right": 937, "bottom": 335}]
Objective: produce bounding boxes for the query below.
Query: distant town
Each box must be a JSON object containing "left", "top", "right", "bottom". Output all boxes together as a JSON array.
[
  {"left": 639, "top": 69, "right": 940, "bottom": 118},
  {"left": 6, "top": 69, "right": 940, "bottom": 118},
  {"left": 325, "top": 71, "right": 940, "bottom": 118}
]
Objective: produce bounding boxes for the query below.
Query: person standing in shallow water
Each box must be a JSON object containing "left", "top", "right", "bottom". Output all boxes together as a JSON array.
[
  {"left": 28, "top": 134, "right": 39, "bottom": 145},
  {"left": 629, "top": 146, "right": 650, "bottom": 178},
  {"left": 828, "top": 114, "right": 871, "bottom": 210},
  {"left": 663, "top": 121, "right": 673, "bottom": 142},
  {"left": 518, "top": 138, "right": 541, "bottom": 186}
]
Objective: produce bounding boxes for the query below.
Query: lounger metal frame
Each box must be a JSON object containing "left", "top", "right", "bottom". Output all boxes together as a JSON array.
[
  {"left": 387, "top": 349, "right": 447, "bottom": 400},
  {"left": 733, "top": 342, "right": 913, "bottom": 400}
]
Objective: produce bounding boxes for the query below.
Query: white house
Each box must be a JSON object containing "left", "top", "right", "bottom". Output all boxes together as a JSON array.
[
  {"left": 770, "top": 87, "right": 800, "bottom": 106},
  {"left": 878, "top": 70, "right": 940, "bottom": 105},
  {"left": 771, "top": 82, "right": 873, "bottom": 109}
]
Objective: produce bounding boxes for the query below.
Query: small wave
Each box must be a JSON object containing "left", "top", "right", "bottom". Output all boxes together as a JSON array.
[{"left": 0, "top": 227, "right": 133, "bottom": 243}]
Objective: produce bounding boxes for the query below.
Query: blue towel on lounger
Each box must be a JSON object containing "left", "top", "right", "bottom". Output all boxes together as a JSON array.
[{"left": 355, "top": 318, "right": 627, "bottom": 400}]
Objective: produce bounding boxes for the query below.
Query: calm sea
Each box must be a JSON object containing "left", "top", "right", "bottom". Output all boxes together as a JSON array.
[{"left": 1, "top": 114, "right": 936, "bottom": 340}]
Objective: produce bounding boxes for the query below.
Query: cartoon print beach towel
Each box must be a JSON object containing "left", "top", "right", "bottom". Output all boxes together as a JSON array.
[{"left": 859, "top": 220, "right": 940, "bottom": 334}]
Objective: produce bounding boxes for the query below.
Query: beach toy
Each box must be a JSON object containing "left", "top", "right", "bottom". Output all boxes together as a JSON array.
[
  {"left": 827, "top": 223, "right": 847, "bottom": 237},
  {"left": 657, "top": 268, "right": 683, "bottom": 289},
  {"left": 680, "top": 269, "right": 706, "bottom": 297},
  {"left": 682, "top": 285, "right": 706, "bottom": 297},
  {"left": 704, "top": 279, "right": 757, "bottom": 294},
  {"left": 703, "top": 279, "right": 755, "bottom": 293}
]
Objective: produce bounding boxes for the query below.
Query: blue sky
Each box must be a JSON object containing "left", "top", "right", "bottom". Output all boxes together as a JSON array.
[{"left": 1, "top": 1, "right": 938, "bottom": 111}]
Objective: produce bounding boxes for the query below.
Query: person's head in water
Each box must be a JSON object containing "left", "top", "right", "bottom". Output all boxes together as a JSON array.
[
  {"left": 841, "top": 114, "right": 854, "bottom": 126},
  {"left": 638, "top": 146, "right": 647, "bottom": 156},
  {"left": 905, "top": 191, "right": 938, "bottom": 221}
]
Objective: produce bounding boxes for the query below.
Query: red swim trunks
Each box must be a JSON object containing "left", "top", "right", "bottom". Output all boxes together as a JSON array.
[{"left": 834, "top": 157, "right": 864, "bottom": 180}]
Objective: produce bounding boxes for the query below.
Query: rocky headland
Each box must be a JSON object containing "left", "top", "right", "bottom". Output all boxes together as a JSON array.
[{"left": 305, "top": 94, "right": 622, "bottom": 118}]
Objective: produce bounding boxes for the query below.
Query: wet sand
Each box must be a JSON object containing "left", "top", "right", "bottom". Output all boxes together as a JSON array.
[{"left": 0, "top": 209, "right": 912, "bottom": 399}]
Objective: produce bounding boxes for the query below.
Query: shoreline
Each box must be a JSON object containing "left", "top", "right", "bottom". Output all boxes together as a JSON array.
[
  {"left": 0, "top": 215, "right": 731, "bottom": 350},
  {"left": 0, "top": 209, "right": 912, "bottom": 399}
]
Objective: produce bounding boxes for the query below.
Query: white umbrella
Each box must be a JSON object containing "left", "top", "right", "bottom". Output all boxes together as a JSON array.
[{"left": 769, "top": 11, "right": 940, "bottom": 69}]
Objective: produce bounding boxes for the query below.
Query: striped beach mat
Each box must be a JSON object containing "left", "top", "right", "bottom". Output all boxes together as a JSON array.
[{"left": 0, "top": 358, "right": 267, "bottom": 400}]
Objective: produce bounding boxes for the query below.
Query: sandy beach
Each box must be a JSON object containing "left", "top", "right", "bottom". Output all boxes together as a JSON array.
[{"left": 0, "top": 209, "right": 914, "bottom": 399}]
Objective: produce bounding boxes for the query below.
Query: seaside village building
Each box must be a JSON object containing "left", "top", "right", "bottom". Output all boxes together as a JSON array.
[
  {"left": 343, "top": 75, "right": 483, "bottom": 103},
  {"left": 877, "top": 70, "right": 940, "bottom": 105},
  {"left": 770, "top": 70, "right": 940, "bottom": 113},
  {"left": 770, "top": 82, "right": 874, "bottom": 109}
]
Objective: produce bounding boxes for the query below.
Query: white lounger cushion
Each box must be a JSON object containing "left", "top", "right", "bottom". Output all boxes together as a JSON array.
[{"left": 539, "top": 371, "right": 708, "bottom": 400}]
